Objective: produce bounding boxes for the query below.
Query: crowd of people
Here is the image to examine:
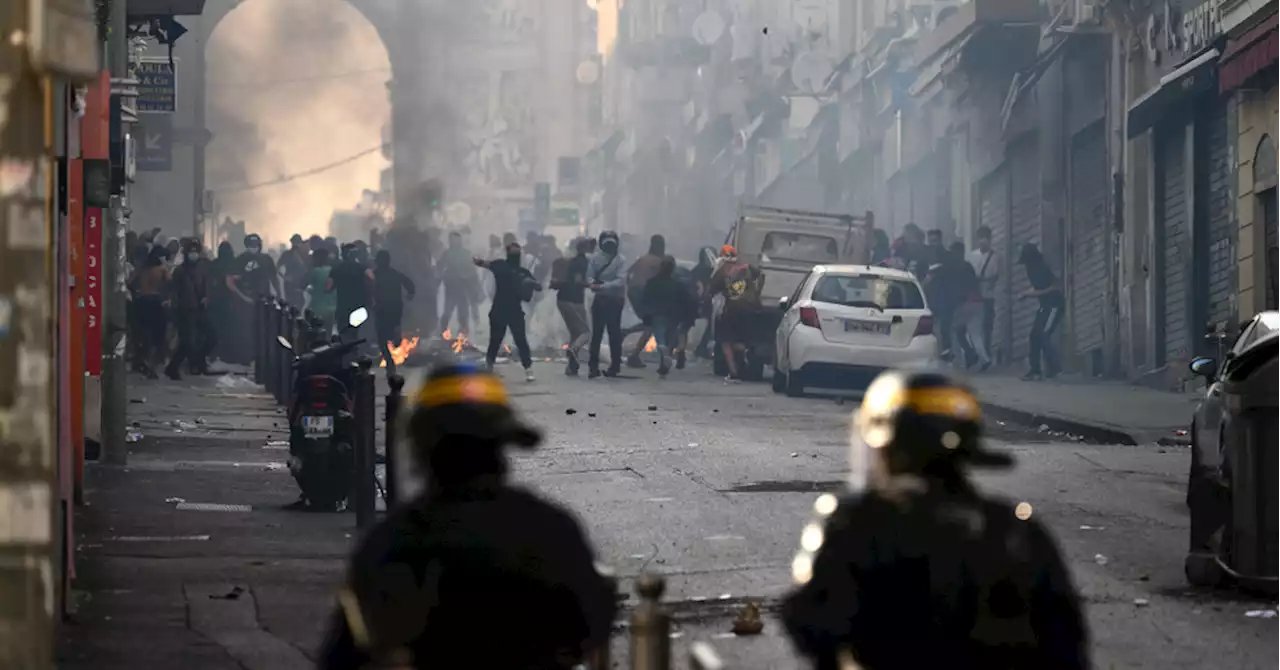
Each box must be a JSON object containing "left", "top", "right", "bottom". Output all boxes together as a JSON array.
[
  {"left": 872, "top": 223, "right": 1064, "bottom": 381},
  {"left": 123, "top": 222, "right": 764, "bottom": 384}
]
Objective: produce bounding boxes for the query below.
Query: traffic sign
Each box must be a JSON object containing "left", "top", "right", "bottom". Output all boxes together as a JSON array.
[
  {"left": 136, "top": 114, "right": 173, "bottom": 171},
  {"left": 136, "top": 60, "right": 176, "bottom": 113}
]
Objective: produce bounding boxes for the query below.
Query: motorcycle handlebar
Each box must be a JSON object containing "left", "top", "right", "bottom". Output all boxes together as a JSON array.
[{"left": 291, "top": 339, "right": 368, "bottom": 369}]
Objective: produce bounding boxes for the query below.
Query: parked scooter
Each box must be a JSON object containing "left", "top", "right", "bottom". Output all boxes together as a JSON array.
[{"left": 277, "top": 307, "right": 369, "bottom": 511}]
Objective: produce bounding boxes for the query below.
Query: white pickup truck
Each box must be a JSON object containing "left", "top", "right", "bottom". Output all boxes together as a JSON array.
[{"left": 712, "top": 205, "right": 876, "bottom": 379}]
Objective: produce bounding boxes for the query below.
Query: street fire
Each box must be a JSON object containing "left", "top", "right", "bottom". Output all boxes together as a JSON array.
[
  {"left": 379, "top": 337, "right": 420, "bottom": 367},
  {"left": 644, "top": 336, "right": 657, "bottom": 352},
  {"left": 445, "top": 330, "right": 470, "bottom": 354}
]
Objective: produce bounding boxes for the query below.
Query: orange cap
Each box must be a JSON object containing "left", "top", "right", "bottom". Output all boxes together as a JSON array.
[{"left": 721, "top": 244, "right": 737, "bottom": 256}]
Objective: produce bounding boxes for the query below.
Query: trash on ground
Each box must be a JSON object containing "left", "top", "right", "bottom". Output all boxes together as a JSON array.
[
  {"left": 216, "top": 374, "right": 257, "bottom": 390},
  {"left": 1174, "top": 429, "right": 1189, "bottom": 437},
  {"left": 164, "top": 497, "right": 186, "bottom": 504},
  {"left": 587, "top": 413, "right": 597, "bottom": 418},
  {"left": 171, "top": 420, "right": 196, "bottom": 430},
  {"left": 1038, "top": 424, "right": 1050, "bottom": 432},
  {"left": 688, "top": 442, "right": 699, "bottom": 448},
  {"left": 790, "top": 452, "right": 799, "bottom": 458},
  {"left": 1094, "top": 553, "right": 1109, "bottom": 566},
  {"left": 129, "top": 398, "right": 145, "bottom": 404},
  {"left": 209, "top": 586, "right": 245, "bottom": 600},
  {"left": 1079, "top": 525, "right": 1105, "bottom": 531},
  {"left": 1245, "top": 609, "right": 1278, "bottom": 618},
  {"left": 126, "top": 431, "right": 143, "bottom": 443},
  {"left": 264, "top": 440, "right": 288, "bottom": 447},
  {"left": 1133, "top": 598, "right": 1149, "bottom": 607},
  {"left": 732, "top": 602, "right": 764, "bottom": 636},
  {"left": 647, "top": 405, "right": 658, "bottom": 411},
  {"left": 565, "top": 408, "right": 577, "bottom": 415}
]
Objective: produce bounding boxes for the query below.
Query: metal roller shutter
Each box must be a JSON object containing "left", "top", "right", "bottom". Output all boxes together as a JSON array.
[
  {"left": 1068, "top": 123, "right": 1108, "bottom": 356},
  {"left": 978, "top": 166, "right": 1011, "bottom": 363},
  {"left": 1157, "top": 128, "right": 1190, "bottom": 366},
  {"left": 1008, "top": 138, "right": 1042, "bottom": 365},
  {"left": 1204, "top": 103, "right": 1236, "bottom": 330}
]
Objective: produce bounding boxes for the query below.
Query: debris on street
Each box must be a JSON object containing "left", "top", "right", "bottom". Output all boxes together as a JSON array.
[
  {"left": 1094, "top": 554, "right": 1109, "bottom": 566},
  {"left": 732, "top": 602, "right": 764, "bottom": 636}
]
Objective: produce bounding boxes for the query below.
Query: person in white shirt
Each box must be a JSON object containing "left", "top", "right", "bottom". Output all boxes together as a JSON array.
[{"left": 964, "top": 225, "right": 999, "bottom": 367}]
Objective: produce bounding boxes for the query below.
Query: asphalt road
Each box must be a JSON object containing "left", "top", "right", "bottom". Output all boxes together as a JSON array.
[{"left": 64, "top": 358, "right": 1276, "bottom": 670}]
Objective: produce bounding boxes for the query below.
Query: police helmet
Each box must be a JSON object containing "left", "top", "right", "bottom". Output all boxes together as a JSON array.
[
  {"left": 244, "top": 233, "right": 263, "bottom": 249},
  {"left": 408, "top": 363, "right": 541, "bottom": 452},
  {"left": 853, "top": 369, "right": 1011, "bottom": 477}
]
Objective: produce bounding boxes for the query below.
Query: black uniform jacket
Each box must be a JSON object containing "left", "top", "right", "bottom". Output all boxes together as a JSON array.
[
  {"left": 318, "top": 484, "right": 617, "bottom": 670},
  {"left": 781, "top": 478, "right": 1089, "bottom": 670}
]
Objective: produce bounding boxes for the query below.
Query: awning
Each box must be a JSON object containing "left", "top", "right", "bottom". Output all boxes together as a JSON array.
[
  {"left": 1000, "top": 36, "right": 1071, "bottom": 131},
  {"left": 126, "top": 0, "right": 206, "bottom": 16},
  {"left": 909, "top": 33, "right": 975, "bottom": 98},
  {"left": 1220, "top": 13, "right": 1278, "bottom": 93},
  {"left": 1127, "top": 47, "right": 1220, "bottom": 138}
]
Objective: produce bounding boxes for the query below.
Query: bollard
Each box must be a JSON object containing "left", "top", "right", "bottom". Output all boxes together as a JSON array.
[
  {"left": 630, "top": 573, "right": 671, "bottom": 670},
  {"left": 285, "top": 307, "right": 303, "bottom": 407},
  {"left": 254, "top": 297, "right": 269, "bottom": 384},
  {"left": 384, "top": 374, "right": 405, "bottom": 508},
  {"left": 266, "top": 301, "right": 280, "bottom": 401},
  {"left": 352, "top": 356, "right": 377, "bottom": 529},
  {"left": 688, "top": 642, "right": 724, "bottom": 670},
  {"left": 584, "top": 571, "right": 619, "bottom": 670}
]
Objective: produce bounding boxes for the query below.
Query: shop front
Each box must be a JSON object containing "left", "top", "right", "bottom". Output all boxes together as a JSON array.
[
  {"left": 1220, "top": 8, "right": 1278, "bottom": 316},
  {"left": 1128, "top": 2, "right": 1234, "bottom": 368}
]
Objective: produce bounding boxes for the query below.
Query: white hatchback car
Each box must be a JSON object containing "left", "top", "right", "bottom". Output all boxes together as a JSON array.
[{"left": 772, "top": 265, "right": 939, "bottom": 396}]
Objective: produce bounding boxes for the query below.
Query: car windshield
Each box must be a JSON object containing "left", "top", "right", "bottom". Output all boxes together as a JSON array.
[
  {"left": 761, "top": 232, "right": 839, "bottom": 264},
  {"left": 811, "top": 274, "right": 925, "bottom": 310}
]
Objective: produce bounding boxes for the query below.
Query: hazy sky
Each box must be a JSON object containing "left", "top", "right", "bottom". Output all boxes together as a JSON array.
[{"left": 205, "top": 0, "right": 391, "bottom": 244}]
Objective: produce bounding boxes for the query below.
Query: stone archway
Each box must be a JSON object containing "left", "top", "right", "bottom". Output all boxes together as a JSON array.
[{"left": 196, "top": 0, "right": 427, "bottom": 236}]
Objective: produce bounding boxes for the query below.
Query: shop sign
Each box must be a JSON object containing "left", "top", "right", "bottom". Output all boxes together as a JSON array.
[{"left": 1144, "top": 0, "right": 1224, "bottom": 65}]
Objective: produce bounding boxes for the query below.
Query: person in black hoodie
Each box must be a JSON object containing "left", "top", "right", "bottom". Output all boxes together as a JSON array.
[
  {"left": 474, "top": 242, "right": 540, "bottom": 381},
  {"left": 1016, "top": 243, "right": 1064, "bottom": 380},
  {"left": 372, "top": 250, "right": 416, "bottom": 376},
  {"left": 640, "top": 256, "right": 695, "bottom": 377}
]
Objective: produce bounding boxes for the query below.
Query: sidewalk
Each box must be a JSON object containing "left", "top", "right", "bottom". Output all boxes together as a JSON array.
[
  {"left": 57, "top": 372, "right": 354, "bottom": 670},
  {"left": 968, "top": 372, "right": 1200, "bottom": 445}
]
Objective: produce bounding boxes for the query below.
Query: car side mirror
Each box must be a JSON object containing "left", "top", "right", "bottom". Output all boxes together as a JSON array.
[
  {"left": 778, "top": 296, "right": 790, "bottom": 311},
  {"left": 276, "top": 335, "right": 293, "bottom": 351},
  {"left": 347, "top": 307, "right": 369, "bottom": 328},
  {"left": 1188, "top": 357, "right": 1217, "bottom": 379}
]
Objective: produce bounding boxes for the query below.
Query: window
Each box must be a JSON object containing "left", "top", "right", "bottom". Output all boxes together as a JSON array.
[
  {"left": 811, "top": 274, "right": 925, "bottom": 310},
  {"left": 788, "top": 271, "right": 815, "bottom": 309},
  {"left": 761, "top": 232, "right": 840, "bottom": 264}
]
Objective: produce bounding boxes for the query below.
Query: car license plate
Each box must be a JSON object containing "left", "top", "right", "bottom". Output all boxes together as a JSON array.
[
  {"left": 302, "top": 416, "right": 334, "bottom": 438},
  {"left": 844, "top": 319, "right": 891, "bottom": 335}
]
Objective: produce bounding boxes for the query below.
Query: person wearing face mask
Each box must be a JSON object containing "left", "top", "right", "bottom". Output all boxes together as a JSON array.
[
  {"left": 166, "top": 240, "right": 215, "bottom": 379},
  {"left": 473, "top": 243, "right": 540, "bottom": 382},
  {"left": 225, "top": 233, "right": 280, "bottom": 364},
  {"left": 586, "top": 231, "right": 627, "bottom": 378}
]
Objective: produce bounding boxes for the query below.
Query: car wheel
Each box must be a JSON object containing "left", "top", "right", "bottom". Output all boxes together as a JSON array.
[
  {"left": 785, "top": 369, "right": 805, "bottom": 398},
  {"left": 771, "top": 367, "right": 786, "bottom": 393},
  {"left": 712, "top": 345, "right": 728, "bottom": 377}
]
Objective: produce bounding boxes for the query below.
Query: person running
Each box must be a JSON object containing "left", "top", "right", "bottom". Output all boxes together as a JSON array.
[
  {"left": 1017, "top": 243, "right": 1064, "bottom": 380},
  {"left": 709, "top": 245, "right": 763, "bottom": 382},
  {"left": 330, "top": 244, "right": 374, "bottom": 344},
  {"left": 552, "top": 238, "right": 592, "bottom": 376},
  {"left": 372, "top": 250, "right": 417, "bottom": 377},
  {"left": 624, "top": 235, "right": 666, "bottom": 369},
  {"left": 586, "top": 231, "right": 626, "bottom": 379},
  {"left": 474, "top": 242, "right": 539, "bottom": 382},
  {"left": 640, "top": 256, "right": 696, "bottom": 377}
]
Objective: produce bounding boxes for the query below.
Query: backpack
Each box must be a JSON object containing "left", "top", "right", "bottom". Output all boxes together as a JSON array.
[
  {"left": 548, "top": 257, "right": 570, "bottom": 290},
  {"left": 723, "top": 261, "right": 761, "bottom": 304}
]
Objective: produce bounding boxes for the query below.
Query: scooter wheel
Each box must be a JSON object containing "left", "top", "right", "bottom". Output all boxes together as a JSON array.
[{"left": 1184, "top": 553, "right": 1225, "bottom": 588}]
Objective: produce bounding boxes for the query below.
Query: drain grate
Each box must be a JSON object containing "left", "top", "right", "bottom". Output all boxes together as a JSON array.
[
  {"left": 175, "top": 502, "right": 253, "bottom": 513},
  {"left": 722, "top": 480, "right": 844, "bottom": 493}
]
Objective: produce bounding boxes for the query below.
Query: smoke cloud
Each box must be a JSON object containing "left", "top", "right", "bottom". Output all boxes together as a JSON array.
[{"left": 205, "top": 0, "right": 391, "bottom": 245}]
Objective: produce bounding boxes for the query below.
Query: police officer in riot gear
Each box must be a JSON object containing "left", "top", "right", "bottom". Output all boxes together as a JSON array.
[
  {"left": 318, "top": 363, "right": 617, "bottom": 669},
  {"left": 781, "top": 370, "right": 1089, "bottom": 670}
]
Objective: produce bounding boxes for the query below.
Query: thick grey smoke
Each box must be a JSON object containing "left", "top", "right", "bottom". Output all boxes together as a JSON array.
[{"left": 205, "top": 0, "right": 392, "bottom": 244}]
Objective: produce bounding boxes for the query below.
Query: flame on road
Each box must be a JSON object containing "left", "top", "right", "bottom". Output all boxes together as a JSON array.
[
  {"left": 444, "top": 329, "right": 470, "bottom": 353},
  {"left": 644, "top": 336, "right": 656, "bottom": 352},
  {"left": 379, "top": 337, "right": 420, "bottom": 367}
]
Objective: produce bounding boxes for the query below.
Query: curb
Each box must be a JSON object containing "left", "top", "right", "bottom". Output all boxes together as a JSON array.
[{"left": 980, "top": 402, "right": 1144, "bottom": 446}]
